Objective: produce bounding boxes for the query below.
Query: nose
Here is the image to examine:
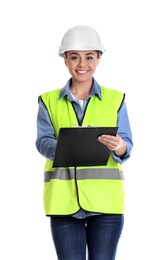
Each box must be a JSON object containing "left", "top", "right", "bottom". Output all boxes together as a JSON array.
[{"left": 78, "top": 57, "right": 86, "bottom": 67}]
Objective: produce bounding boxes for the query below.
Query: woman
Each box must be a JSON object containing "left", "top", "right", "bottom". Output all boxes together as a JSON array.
[{"left": 35, "top": 25, "right": 133, "bottom": 260}]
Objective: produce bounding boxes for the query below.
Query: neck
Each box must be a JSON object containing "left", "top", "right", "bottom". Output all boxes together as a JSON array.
[{"left": 70, "top": 79, "right": 93, "bottom": 100}]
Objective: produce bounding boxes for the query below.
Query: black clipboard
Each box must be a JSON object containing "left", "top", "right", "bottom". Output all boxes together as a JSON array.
[{"left": 53, "top": 126, "right": 118, "bottom": 167}]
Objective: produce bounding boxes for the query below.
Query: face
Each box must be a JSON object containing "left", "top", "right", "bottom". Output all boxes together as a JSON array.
[{"left": 64, "top": 50, "right": 100, "bottom": 83}]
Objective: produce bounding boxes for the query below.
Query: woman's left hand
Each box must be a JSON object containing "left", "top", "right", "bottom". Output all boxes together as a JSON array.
[{"left": 98, "top": 134, "right": 126, "bottom": 156}]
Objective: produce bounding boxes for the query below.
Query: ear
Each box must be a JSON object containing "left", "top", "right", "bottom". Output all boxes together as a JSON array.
[
  {"left": 97, "top": 58, "right": 100, "bottom": 66},
  {"left": 64, "top": 58, "right": 68, "bottom": 67}
]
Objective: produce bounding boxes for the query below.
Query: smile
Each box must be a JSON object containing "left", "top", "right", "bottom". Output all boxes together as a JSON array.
[{"left": 76, "top": 70, "right": 88, "bottom": 74}]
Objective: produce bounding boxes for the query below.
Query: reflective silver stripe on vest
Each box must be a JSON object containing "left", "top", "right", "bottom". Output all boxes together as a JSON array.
[{"left": 44, "top": 168, "right": 124, "bottom": 182}]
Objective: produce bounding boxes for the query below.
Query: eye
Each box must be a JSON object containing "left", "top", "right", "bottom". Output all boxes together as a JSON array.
[
  {"left": 70, "top": 56, "right": 78, "bottom": 60},
  {"left": 86, "top": 56, "right": 94, "bottom": 60}
]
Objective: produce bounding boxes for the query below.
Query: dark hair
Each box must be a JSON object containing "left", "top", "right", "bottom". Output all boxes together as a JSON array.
[{"left": 97, "top": 51, "right": 103, "bottom": 58}]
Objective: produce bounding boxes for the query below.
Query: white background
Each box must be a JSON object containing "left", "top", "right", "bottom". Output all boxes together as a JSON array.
[{"left": 0, "top": 0, "right": 168, "bottom": 259}]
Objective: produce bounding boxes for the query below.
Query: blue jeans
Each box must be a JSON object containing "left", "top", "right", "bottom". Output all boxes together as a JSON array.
[{"left": 50, "top": 214, "right": 124, "bottom": 260}]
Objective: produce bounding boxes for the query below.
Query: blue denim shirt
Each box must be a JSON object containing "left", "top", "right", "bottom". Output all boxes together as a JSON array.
[{"left": 36, "top": 77, "right": 133, "bottom": 218}]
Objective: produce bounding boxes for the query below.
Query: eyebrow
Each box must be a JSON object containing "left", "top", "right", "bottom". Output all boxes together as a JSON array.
[{"left": 69, "top": 52, "right": 95, "bottom": 56}]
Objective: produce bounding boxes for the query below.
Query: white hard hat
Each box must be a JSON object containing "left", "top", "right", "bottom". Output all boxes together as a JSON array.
[{"left": 58, "top": 25, "right": 104, "bottom": 57}]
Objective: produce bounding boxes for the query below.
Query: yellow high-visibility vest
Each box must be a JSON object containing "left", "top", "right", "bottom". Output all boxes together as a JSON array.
[{"left": 41, "top": 86, "right": 125, "bottom": 215}]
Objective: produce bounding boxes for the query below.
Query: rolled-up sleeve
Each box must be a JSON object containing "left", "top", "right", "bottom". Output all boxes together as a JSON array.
[
  {"left": 35, "top": 99, "right": 57, "bottom": 160},
  {"left": 111, "top": 101, "right": 133, "bottom": 164}
]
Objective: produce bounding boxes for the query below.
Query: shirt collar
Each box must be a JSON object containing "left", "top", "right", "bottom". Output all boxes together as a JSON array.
[{"left": 59, "top": 77, "right": 102, "bottom": 101}]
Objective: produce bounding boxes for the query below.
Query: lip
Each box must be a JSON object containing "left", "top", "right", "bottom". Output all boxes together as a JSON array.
[{"left": 76, "top": 70, "right": 88, "bottom": 74}]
